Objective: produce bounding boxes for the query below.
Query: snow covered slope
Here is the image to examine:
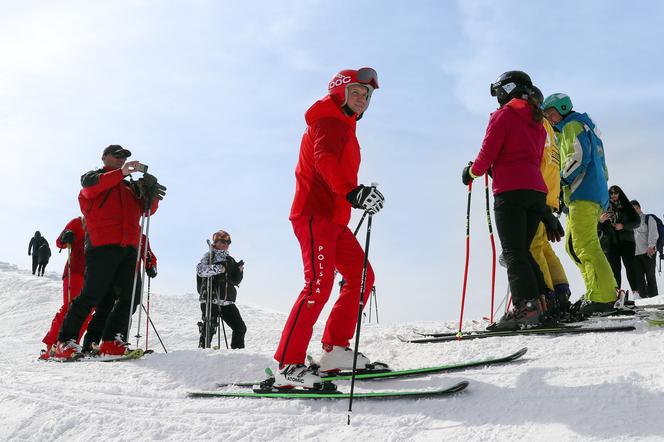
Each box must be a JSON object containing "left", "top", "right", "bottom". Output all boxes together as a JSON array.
[{"left": 1, "top": 261, "right": 664, "bottom": 441}]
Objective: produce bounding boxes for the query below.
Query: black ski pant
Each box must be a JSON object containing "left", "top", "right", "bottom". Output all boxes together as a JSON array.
[
  {"left": 31, "top": 254, "right": 39, "bottom": 275},
  {"left": 606, "top": 239, "right": 639, "bottom": 291},
  {"left": 199, "top": 303, "right": 246, "bottom": 349},
  {"left": 59, "top": 245, "right": 138, "bottom": 343},
  {"left": 634, "top": 253, "right": 658, "bottom": 297},
  {"left": 37, "top": 260, "right": 49, "bottom": 276},
  {"left": 82, "top": 277, "right": 142, "bottom": 349},
  {"left": 493, "top": 189, "right": 548, "bottom": 306}
]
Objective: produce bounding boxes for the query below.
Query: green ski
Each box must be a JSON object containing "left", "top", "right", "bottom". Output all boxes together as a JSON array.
[
  {"left": 214, "top": 347, "right": 527, "bottom": 388},
  {"left": 188, "top": 381, "right": 469, "bottom": 400}
]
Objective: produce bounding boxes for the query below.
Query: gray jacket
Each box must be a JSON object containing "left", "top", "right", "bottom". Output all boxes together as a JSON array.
[{"left": 633, "top": 213, "right": 659, "bottom": 256}]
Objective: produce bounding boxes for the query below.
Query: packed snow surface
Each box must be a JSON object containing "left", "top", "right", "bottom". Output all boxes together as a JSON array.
[{"left": 1, "top": 261, "right": 664, "bottom": 441}]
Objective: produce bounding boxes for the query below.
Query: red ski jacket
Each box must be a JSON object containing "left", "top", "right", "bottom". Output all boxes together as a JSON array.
[
  {"left": 55, "top": 217, "right": 157, "bottom": 278},
  {"left": 78, "top": 167, "right": 159, "bottom": 248},
  {"left": 56, "top": 217, "right": 86, "bottom": 277},
  {"left": 471, "top": 98, "right": 547, "bottom": 196},
  {"left": 290, "top": 95, "right": 361, "bottom": 226}
]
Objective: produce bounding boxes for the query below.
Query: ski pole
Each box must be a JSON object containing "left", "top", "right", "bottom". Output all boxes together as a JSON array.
[
  {"left": 353, "top": 212, "right": 368, "bottom": 236},
  {"left": 457, "top": 180, "right": 473, "bottom": 337},
  {"left": 220, "top": 279, "right": 229, "bottom": 349},
  {"left": 135, "top": 211, "right": 152, "bottom": 347},
  {"left": 484, "top": 174, "right": 497, "bottom": 323},
  {"left": 66, "top": 245, "right": 72, "bottom": 305},
  {"left": 127, "top": 201, "right": 149, "bottom": 343},
  {"left": 347, "top": 210, "right": 375, "bottom": 425},
  {"left": 141, "top": 303, "right": 168, "bottom": 353},
  {"left": 339, "top": 213, "right": 370, "bottom": 291},
  {"left": 372, "top": 286, "right": 379, "bottom": 324},
  {"left": 145, "top": 276, "right": 151, "bottom": 351},
  {"left": 205, "top": 239, "right": 213, "bottom": 349}
]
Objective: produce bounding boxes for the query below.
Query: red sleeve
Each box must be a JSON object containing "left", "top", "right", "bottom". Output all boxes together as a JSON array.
[
  {"left": 144, "top": 237, "right": 157, "bottom": 269},
  {"left": 80, "top": 168, "right": 125, "bottom": 199},
  {"left": 55, "top": 217, "right": 83, "bottom": 250},
  {"left": 471, "top": 110, "right": 509, "bottom": 177},
  {"left": 311, "top": 118, "right": 356, "bottom": 196}
]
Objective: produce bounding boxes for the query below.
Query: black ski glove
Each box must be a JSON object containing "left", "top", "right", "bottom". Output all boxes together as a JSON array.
[
  {"left": 59, "top": 230, "right": 75, "bottom": 245},
  {"left": 462, "top": 161, "right": 475, "bottom": 186},
  {"left": 346, "top": 185, "right": 385, "bottom": 215},
  {"left": 138, "top": 173, "right": 167, "bottom": 201},
  {"left": 542, "top": 209, "right": 565, "bottom": 242},
  {"left": 146, "top": 267, "right": 157, "bottom": 278}
]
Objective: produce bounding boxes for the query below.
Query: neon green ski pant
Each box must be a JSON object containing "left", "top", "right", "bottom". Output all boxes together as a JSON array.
[{"left": 565, "top": 200, "right": 617, "bottom": 302}]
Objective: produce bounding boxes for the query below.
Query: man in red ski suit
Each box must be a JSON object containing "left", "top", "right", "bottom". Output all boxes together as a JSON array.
[
  {"left": 54, "top": 145, "right": 161, "bottom": 359},
  {"left": 273, "top": 68, "right": 385, "bottom": 388}
]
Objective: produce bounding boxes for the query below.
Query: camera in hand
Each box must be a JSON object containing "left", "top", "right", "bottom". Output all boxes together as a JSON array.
[{"left": 135, "top": 163, "right": 148, "bottom": 173}]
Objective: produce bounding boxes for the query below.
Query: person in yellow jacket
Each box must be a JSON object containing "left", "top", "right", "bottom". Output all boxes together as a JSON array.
[{"left": 529, "top": 87, "right": 571, "bottom": 315}]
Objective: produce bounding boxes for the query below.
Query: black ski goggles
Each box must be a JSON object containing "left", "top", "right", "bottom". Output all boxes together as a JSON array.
[{"left": 357, "top": 67, "right": 379, "bottom": 89}]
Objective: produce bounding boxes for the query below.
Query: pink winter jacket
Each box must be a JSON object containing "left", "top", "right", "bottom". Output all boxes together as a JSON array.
[{"left": 471, "top": 98, "right": 547, "bottom": 196}]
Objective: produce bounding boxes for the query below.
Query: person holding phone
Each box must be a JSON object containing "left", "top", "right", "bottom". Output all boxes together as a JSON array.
[{"left": 54, "top": 145, "right": 163, "bottom": 359}]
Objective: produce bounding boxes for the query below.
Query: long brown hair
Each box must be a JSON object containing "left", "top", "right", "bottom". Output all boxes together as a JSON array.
[{"left": 528, "top": 93, "right": 544, "bottom": 123}]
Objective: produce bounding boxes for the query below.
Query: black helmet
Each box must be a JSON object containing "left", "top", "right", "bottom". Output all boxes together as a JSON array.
[{"left": 490, "top": 70, "right": 533, "bottom": 106}]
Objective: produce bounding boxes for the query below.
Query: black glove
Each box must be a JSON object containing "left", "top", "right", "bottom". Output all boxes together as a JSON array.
[
  {"left": 59, "top": 230, "right": 75, "bottom": 245},
  {"left": 542, "top": 210, "right": 565, "bottom": 242},
  {"left": 346, "top": 185, "right": 385, "bottom": 215},
  {"left": 462, "top": 161, "right": 474, "bottom": 186},
  {"left": 146, "top": 266, "right": 157, "bottom": 278},
  {"left": 237, "top": 260, "right": 245, "bottom": 270},
  {"left": 138, "top": 173, "right": 167, "bottom": 201}
]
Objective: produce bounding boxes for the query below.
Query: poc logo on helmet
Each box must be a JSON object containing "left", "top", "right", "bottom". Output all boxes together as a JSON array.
[{"left": 329, "top": 75, "right": 351, "bottom": 89}]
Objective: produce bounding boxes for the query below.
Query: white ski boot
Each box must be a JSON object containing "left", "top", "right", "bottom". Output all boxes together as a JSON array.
[
  {"left": 318, "top": 345, "right": 371, "bottom": 373},
  {"left": 273, "top": 364, "right": 322, "bottom": 389}
]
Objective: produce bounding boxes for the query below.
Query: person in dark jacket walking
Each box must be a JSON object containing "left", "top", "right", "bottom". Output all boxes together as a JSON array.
[
  {"left": 28, "top": 231, "right": 47, "bottom": 275},
  {"left": 196, "top": 230, "right": 246, "bottom": 349},
  {"left": 463, "top": 70, "right": 562, "bottom": 331},
  {"left": 598, "top": 185, "right": 640, "bottom": 293}
]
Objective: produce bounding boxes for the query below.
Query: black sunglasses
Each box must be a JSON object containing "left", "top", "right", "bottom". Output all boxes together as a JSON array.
[{"left": 214, "top": 239, "right": 231, "bottom": 245}]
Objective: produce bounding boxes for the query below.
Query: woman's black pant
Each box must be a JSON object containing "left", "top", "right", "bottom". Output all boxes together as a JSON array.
[
  {"left": 606, "top": 239, "right": 639, "bottom": 291},
  {"left": 199, "top": 303, "right": 246, "bottom": 349},
  {"left": 493, "top": 189, "right": 548, "bottom": 306}
]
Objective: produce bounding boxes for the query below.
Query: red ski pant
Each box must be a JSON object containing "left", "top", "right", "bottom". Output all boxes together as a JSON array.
[
  {"left": 42, "top": 274, "right": 93, "bottom": 347},
  {"left": 274, "top": 216, "right": 374, "bottom": 366}
]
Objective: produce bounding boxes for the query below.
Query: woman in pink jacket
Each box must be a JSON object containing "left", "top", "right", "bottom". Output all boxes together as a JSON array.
[{"left": 462, "top": 70, "right": 563, "bottom": 331}]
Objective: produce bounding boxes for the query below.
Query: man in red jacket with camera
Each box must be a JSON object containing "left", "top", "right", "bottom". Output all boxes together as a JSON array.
[{"left": 54, "top": 145, "right": 163, "bottom": 359}]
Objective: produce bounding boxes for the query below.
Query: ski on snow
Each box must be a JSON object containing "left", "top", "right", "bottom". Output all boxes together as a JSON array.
[
  {"left": 188, "top": 380, "right": 469, "bottom": 400},
  {"left": 213, "top": 347, "right": 527, "bottom": 388},
  {"left": 47, "top": 348, "right": 147, "bottom": 363},
  {"left": 401, "top": 325, "right": 636, "bottom": 343},
  {"left": 645, "top": 311, "right": 664, "bottom": 326}
]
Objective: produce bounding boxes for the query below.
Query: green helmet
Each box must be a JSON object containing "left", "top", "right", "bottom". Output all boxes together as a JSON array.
[{"left": 542, "top": 93, "right": 573, "bottom": 116}]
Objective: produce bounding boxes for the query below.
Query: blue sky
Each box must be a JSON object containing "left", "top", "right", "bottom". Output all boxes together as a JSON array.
[{"left": 2, "top": 0, "right": 663, "bottom": 323}]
